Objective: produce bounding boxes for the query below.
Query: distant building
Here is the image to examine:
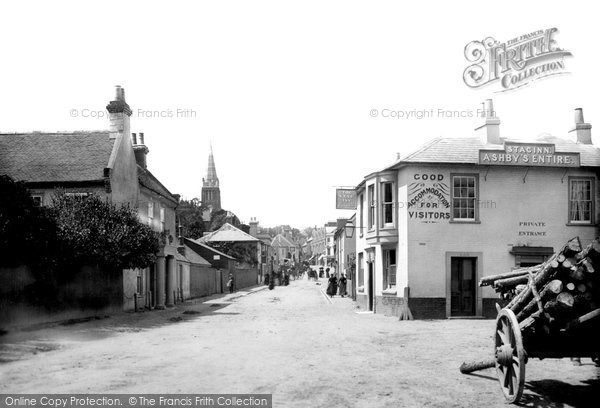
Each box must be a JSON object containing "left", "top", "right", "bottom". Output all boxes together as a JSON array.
[
  {"left": 271, "top": 233, "right": 298, "bottom": 265},
  {"left": 201, "top": 145, "right": 221, "bottom": 219}
]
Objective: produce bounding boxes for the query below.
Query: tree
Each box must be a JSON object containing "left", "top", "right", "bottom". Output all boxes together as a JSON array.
[
  {"left": 0, "top": 175, "right": 57, "bottom": 268},
  {"left": 209, "top": 209, "right": 240, "bottom": 231},
  {"left": 176, "top": 198, "right": 207, "bottom": 239}
]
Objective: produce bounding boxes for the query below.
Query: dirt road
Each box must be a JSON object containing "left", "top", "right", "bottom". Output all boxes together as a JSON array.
[{"left": 1, "top": 279, "right": 598, "bottom": 407}]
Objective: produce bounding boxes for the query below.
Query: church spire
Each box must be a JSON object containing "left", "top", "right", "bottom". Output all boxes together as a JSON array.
[
  {"left": 204, "top": 143, "right": 219, "bottom": 187},
  {"left": 201, "top": 143, "right": 221, "bottom": 211}
]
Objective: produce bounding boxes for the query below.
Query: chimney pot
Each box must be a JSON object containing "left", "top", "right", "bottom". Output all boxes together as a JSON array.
[
  {"left": 569, "top": 107, "right": 592, "bottom": 144},
  {"left": 139, "top": 132, "right": 145, "bottom": 145},
  {"left": 575, "top": 108, "right": 584, "bottom": 124},
  {"left": 132, "top": 132, "right": 137, "bottom": 145},
  {"left": 475, "top": 99, "right": 501, "bottom": 144},
  {"left": 484, "top": 99, "right": 495, "bottom": 118}
]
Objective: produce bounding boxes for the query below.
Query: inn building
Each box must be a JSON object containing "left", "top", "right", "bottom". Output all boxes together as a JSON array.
[{"left": 354, "top": 101, "right": 600, "bottom": 319}]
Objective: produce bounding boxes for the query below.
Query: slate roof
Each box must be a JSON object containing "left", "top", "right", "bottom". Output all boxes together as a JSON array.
[
  {"left": 137, "top": 165, "right": 178, "bottom": 204},
  {"left": 385, "top": 135, "right": 600, "bottom": 170},
  {"left": 0, "top": 131, "right": 114, "bottom": 182},
  {"left": 271, "top": 234, "right": 296, "bottom": 248},
  {"left": 198, "top": 223, "right": 259, "bottom": 243},
  {"left": 182, "top": 245, "right": 212, "bottom": 266},
  {"left": 185, "top": 237, "right": 236, "bottom": 260}
]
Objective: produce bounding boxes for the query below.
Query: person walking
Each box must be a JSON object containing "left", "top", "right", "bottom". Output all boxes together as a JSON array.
[
  {"left": 338, "top": 274, "right": 347, "bottom": 297},
  {"left": 227, "top": 274, "right": 234, "bottom": 294}
]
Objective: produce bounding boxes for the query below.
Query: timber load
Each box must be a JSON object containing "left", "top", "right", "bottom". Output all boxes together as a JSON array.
[
  {"left": 480, "top": 237, "right": 600, "bottom": 335},
  {"left": 461, "top": 237, "right": 600, "bottom": 404}
]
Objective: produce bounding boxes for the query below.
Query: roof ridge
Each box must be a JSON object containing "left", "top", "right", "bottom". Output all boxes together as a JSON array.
[{"left": 400, "top": 137, "right": 443, "bottom": 162}]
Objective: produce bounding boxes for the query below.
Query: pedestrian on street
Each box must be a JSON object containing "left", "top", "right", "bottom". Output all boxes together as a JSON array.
[
  {"left": 227, "top": 274, "right": 234, "bottom": 294},
  {"left": 326, "top": 274, "right": 337, "bottom": 297},
  {"left": 326, "top": 267, "right": 330, "bottom": 278},
  {"left": 338, "top": 274, "right": 347, "bottom": 297}
]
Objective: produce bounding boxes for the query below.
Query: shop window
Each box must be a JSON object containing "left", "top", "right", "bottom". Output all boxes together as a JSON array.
[
  {"left": 368, "top": 185, "right": 375, "bottom": 229},
  {"left": 452, "top": 175, "right": 478, "bottom": 221},
  {"left": 381, "top": 182, "right": 394, "bottom": 227},
  {"left": 569, "top": 177, "right": 594, "bottom": 224}
]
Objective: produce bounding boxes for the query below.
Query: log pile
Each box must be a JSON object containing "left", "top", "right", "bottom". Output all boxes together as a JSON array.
[{"left": 480, "top": 237, "right": 600, "bottom": 334}]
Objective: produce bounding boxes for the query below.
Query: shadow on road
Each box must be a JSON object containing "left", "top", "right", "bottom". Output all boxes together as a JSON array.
[
  {"left": 0, "top": 290, "right": 253, "bottom": 364},
  {"left": 517, "top": 378, "right": 600, "bottom": 408}
]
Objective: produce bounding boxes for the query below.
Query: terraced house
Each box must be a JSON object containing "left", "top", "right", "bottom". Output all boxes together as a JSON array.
[{"left": 354, "top": 101, "right": 600, "bottom": 319}]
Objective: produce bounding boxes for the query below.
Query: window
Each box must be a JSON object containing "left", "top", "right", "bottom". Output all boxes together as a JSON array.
[
  {"left": 31, "top": 195, "right": 43, "bottom": 207},
  {"left": 569, "top": 177, "right": 594, "bottom": 224},
  {"left": 368, "top": 185, "right": 375, "bottom": 229},
  {"left": 358, "top": 252, "right": 364, "bottom": 288},
  {"left": 148, "top": 202, "right": 154, "bottom": 226},
  {"left": 452, "top": 175, "right": 477, "bottom": 221},
  {"left": 383, "top": 249, "right": 396, "bottom": 289},
  {"left": 136, "top": 269, "right": 143, "bottom": 294},
  {"left": 160, "top": 207, "right": 165, "bottom": 232},
  {"left": 359, "top": 194, "right": 364, "bottom": 237},
  {"left": 381, "top": 182, "right": 394, "bottom": 226}
]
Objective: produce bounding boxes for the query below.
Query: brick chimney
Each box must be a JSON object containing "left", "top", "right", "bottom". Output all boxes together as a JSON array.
[
  {"left": 133, "top": 132, "right": 149, "bottom": 169},
  {"left": 106, "top": 85, "right": 132, "bottom": 140},
  {"left": 475, "top": 99, "right": 501, "bottom": 145},
  {"left": 569, "top": 108, "right": 592, "bottom": 144},
  {"left": 249, "top": 217, "right": 259, "bottom": 237}
]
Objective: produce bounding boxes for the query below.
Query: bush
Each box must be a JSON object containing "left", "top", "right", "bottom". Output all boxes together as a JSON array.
[{"left": 50, "top": 193, "right": 161, "bottom": 270}]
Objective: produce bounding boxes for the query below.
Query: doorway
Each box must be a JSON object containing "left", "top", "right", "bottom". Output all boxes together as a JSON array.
[
  {"left": 367, "top": 262, "right": 374, "bottom": 311},
  {"left": 450, "top": 257, "right": 476, "bottom": 316}
]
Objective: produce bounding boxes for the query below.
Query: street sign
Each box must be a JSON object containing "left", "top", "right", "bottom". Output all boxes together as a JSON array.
[{"left": 336, "top": 189, "right": 357, "bottom": 210}]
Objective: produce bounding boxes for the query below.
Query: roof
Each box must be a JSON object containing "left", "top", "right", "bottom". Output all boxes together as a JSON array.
[
  {"left": 137, "top": 165, "right": 179, "bottom": 204},
  {"left": 185, "top": 237, "right": 236, "bottom": 260},
  {"left": 182, "top": 245, "right": 212, "bottom": 265},
  {"left": 385, "top": 135, "right": 600, "bottom": 170},
  {"left": 197, "top": 223, "right": 259, "bottom": 243},
  {"left": 0, "top": 131, "right": 114, "bottom": 183},
  {"left": 271, "top": 234, "right": 296, "bottom": 248}
]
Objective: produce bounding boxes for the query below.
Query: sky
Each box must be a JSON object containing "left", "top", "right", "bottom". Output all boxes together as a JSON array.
[{"left": 1, "top": 1, "right": 598, "bottom": 229}]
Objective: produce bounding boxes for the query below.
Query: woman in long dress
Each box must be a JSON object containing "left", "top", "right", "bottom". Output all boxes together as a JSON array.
[
  {"left": 338, "top": 274, "right": 347, "bottom": 297},
  {"left": 326, "top": 275, "right": 338, "bottom": 297}
]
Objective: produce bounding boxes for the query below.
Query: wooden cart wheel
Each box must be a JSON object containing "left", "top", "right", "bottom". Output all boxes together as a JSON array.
[{"left": 495, "top": 308, "right": 526, "bottom": 404}]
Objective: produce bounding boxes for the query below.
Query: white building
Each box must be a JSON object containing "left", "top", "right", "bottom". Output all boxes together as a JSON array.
[{"left": 354, "top": 102, "right": 599, "bottom": 318}]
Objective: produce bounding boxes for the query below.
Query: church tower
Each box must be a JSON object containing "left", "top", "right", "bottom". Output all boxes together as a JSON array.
[{"left": 201, "top": 145, "right": 221, "bottom": 212}]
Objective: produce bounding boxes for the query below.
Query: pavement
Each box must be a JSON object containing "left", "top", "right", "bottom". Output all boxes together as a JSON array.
[{"left": 1, "top": 278, "right": 599, "bottom": 408}]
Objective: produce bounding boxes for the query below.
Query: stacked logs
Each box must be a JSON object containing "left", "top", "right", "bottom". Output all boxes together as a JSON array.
[{"left": 480, "top": 237, "right": 600, "bottom": 334}]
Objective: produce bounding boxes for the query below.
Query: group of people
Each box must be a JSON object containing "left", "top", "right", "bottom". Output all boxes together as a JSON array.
[{"left": 326, "top": 273, "right": 348, "bottom": 298}]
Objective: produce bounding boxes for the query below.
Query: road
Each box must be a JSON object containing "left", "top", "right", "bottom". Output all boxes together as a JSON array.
[{"left": 1, "top": 278, "right": 599, "bottom": 407}]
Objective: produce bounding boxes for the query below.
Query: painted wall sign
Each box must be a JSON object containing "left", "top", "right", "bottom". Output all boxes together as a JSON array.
[
  {"left": 336, "top": 189, "right": 357, "bottom": 210},
  {"left": 407, "top": 174, "right": 451, "bottom": 223},
  {"left": 479, "top": 142, "right": 580, "bottom": 167},
  {"left": 518, "top": 221, "right": 547, "bottom": 237}
]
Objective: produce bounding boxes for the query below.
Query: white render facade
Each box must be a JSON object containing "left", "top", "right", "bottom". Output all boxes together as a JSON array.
[{"left": 354, "top": 105, "right": 600, "bottom": 318}]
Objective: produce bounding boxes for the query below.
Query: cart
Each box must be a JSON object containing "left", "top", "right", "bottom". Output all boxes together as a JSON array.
[{"left": 492, "top": 306, "right": 600, "bottom": 403}]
